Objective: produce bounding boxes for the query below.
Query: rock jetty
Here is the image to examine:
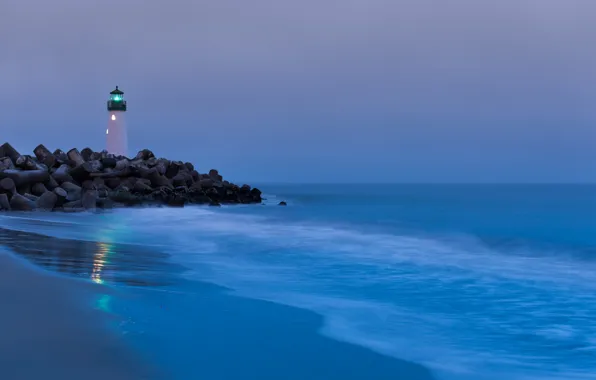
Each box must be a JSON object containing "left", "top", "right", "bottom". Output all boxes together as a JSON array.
[{"left": 0, "top": 143, "right": 262, "bottom": 212}]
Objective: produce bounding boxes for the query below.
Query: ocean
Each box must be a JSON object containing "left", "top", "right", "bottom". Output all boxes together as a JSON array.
[{"left": 0, "top": 184, "right": 594, "bottom": 380}]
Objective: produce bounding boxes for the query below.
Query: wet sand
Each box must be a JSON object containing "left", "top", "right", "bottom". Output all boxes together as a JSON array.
[{"left": 0, "top": 251, "right": 157, "bottom": 380}]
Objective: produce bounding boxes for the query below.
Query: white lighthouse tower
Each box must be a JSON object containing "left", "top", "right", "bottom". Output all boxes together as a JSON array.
[{"left": 106, "top": 86, "right": 128, "bottom": 157}]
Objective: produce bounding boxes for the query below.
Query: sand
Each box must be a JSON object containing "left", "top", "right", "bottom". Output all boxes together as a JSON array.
[{"left": 0, "top": 250, "right": 156, "bottom": 380}]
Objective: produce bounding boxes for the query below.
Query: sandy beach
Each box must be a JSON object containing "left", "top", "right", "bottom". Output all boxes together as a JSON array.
[{"left": 0, "top": 250, "right": 157, "bottom": 380}]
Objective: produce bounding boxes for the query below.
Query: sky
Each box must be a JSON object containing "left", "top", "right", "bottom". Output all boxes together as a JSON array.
[{"left": 1, "top": 0, "right": 595, "bottom": 183}]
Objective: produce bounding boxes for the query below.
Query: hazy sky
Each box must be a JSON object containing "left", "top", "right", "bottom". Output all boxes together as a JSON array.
[{"left": 1, "top": 0, "right": 595, "bottom": 183}]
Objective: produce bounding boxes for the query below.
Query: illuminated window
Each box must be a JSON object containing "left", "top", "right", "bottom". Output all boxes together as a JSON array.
[
  {"left": 106, "top": 129, "right": 109, "bottom": 135},
  {"left": 111, "top": 114, "right": 116, "bottom": 121}
]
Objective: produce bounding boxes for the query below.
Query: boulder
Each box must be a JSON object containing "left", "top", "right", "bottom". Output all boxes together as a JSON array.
[
  {"left": 0, "top": 193, "right": 10, "bottom": 210},
  {"left": 165, "top": 161, "right": 183, "bottom": 179},
  {"left": 0, "top": 169, "right": 49, "bottom": 187},
  {"left": 10, "top": 193, "right": 36, "bottom": 211},
  {"left": 53, "top": 187, "right": 67, "bottom": 206},
  {"left": 105, "top": 177, "right": 122, "bottom": 189},
  {"left": 115, "top": 159, "right": 130, "bottom": 171},
  {"left": 23, "top": 193, "right": 39, "bottom": 203},
  {"left": 155, "top": 159, "right": 169, "bottom": 175},
  {"left": 17, "top": 184, "right": 31, "bottom": 196},
  {"left": 172, "top": 173, "right": 187, "bottom": 187},
  {"left": 61, "top": 182, "right": 82, "bottom": 202},
  {"left": 199, "top": 178, "right": 214, "bottom": 188},
  {"left": 44, "top": 175, "right": 59, "bottom": 190},
  {"left": 101, "top": 156, "right": 118, "bottom": 169},
  {"left": 33, "top": 144, "right": 57, "bottom": 168},
  {"left": 0, "top": 143, "right": 21, "bottom": 163},
  {"left": 69, "top": 161, "right": 102, "bottom": 183},
  {"left": 80, "top": 147, "right": 94, "bottom": 161},
  {"left": 62, "top": 200, "right": 83, "bottom": 212},
  {"left": 67, "top": 148, "right": 85, "bottom": 167},
  {"left": 147, "top": 170, "right": 172, "bottom": 188},
  {"left": 0, "top": 157, "right": 15, "bottom": 170},
  {"left": 37, "top": 191, "right": 58, "bottom": 210},
  {"left": 0, "top": 178, "right": 16, "bottom": 195},
  {"left": 52, "top": 165, "right": 74, "bottom": 184},
  {"left": 133, "top": 181, "right": 153, "bottom": 194},
  {"left": 185, "top": 162, "right": 194, "bottom": 172},
  {"left": 96, "top": 197, "right": 114, "bottom": 209},
  {"left": 166, "top": 195, "right": 185, "bottom": 207},
  {"left": 81, "top": 180, "right": 95, "bottom": 191},
  {"left": 15, "top": 155, "right": 38, "bottom": 170},
  {"left": 135, "top": 149, "right": 155, "bottom": 161},
  {"left": 31, "top": 182, "right": 49, "bottom": 196},
  {"left": 89, "top": 151, "right": 102, "bottom": 161},
  {"left": 109, "top": 190, "right": 142, "bottom": 205},
  {"left": 81, "top": 190, "right": 98, "bottom": 210}
]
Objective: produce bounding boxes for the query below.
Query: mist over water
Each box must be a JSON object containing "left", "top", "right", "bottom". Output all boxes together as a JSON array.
[{"left": 0, "top": 184, "right": 594, "bottom": 380}]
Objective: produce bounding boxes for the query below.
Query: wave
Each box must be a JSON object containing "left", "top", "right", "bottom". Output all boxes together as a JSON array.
[{"left": 0, "top": 207, "right": 595, "bottom": 379}]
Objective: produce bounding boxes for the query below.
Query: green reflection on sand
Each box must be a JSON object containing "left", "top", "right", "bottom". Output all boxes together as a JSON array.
[{"left": 97, "top": 294, "right": 111, "bottom": 313}]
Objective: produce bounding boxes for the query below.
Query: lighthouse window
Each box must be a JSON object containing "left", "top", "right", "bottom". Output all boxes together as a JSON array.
[
  {"left": 111, "top": 114, "right": 116, "bottom": 121},
  {"left": 106, "top": 129, "right": 109, "bottom": 135}
]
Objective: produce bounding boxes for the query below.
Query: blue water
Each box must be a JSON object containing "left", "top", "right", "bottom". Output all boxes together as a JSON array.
[{"left": 1, "top": 184, "right": 595, "bottom": 379}]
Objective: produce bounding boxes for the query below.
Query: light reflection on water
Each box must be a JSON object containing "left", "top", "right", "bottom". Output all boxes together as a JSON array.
[{"left": 92, "top": 242, "right": 111, "bottom": 285}]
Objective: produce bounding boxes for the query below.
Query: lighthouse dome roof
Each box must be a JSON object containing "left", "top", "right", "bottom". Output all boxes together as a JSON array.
[{"left": 110, "top": 86, "right": 124, "bottom": 95}]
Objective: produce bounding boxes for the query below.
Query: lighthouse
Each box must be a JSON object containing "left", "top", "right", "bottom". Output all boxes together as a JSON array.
[{"left": 106, "top": 86, "right": 128, "bottom": 157}]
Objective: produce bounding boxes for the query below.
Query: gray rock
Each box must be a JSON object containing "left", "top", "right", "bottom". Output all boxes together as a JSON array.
[
  {"left": 133, "top": 181, "right": 153, "bottom": 194},
  {"left": 69, "top": 161, "right": 102, "bottom": 183},
  {"left": 44, "top": 175, "right": 59, "bottom": 190},
  {"left": 199, "top": 178, "right": 214, "bottom": 188},
  {"left": 37, "top": 191, "right": 58, "bottom": 210},
  {"left": 101, "top": 156, "right": 118, "bottom": 169},
  {"left": 67, "top": 148, "right": 85, "bottom": 167},
  {"left": 165, "top": 161, "right": 182, "bottom": 179},
  {"left": 0, "top": 157, "right": 15, "bottom": 170},
  {"left": 115, "top": 159, "right": 130, "bottom": 171},
  {"left": 0, "top": 169, "right": 49, "bottom": 187},
  {"left": 10, "top": 193, "right": 36, "bottom": 211},
  {"left": 0, "top": 193, "right": 10, "bottom": 210},
  {"left": 63, "top": 200, "right": 83, "bottom": 212},
  {"left": 0, "top": 178, "right": 16, "bottom": 195},
  {"left": 96, "top": 197, "right": 114, "bottom": 209},
  {"left": 23, "top": 193, "right": 39, "bottom": 202},
  {"left": 172, "top": 173, "right": 187, "bottom": 187},
  {"left": 0, "top": 143, "right": 20, "bottom": 163},
  {"left": 52, "top": 164, "right": 74, "bottom": 184},
  {"left": 80, "top": 147, "right": 94, "bottom": 161},
  {"left": 53, "top": 187, "right": 67, "bottom": 206},
  {"left": 155, "top": 159, "right": 169, "bottom": 175},
  {"left": 81, "top": 190, "right": 98, "bottom": 210},
  {"left": 147, "top": 170, "right": 172, "bottom": 188},
  {"left": 33, "top": 144, "right": 57, "bottom": 168},
  {"left": 135, "top": 149, "right": 155, "bottom": 161},
  {"left": 61, "top": 182, "right": 82, "bottom": 202},
  {"left": 15, "top": 155, "right": 37, "bottom": 170},
  {"left": 31, "top": 182, "right": 48, "bottom": 196},
  {"left": 105, "top": 177, "right": 122, "bottom": 189}
]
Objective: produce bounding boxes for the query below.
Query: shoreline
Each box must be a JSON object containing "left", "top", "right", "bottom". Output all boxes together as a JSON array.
[{"left": 0, "top": 223, "right": 436, "bottom": 380}]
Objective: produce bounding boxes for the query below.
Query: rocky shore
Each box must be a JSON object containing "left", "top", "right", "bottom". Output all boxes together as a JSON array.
[{"left": 0, "top": 143, "right": 262, "bottom": 212}]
